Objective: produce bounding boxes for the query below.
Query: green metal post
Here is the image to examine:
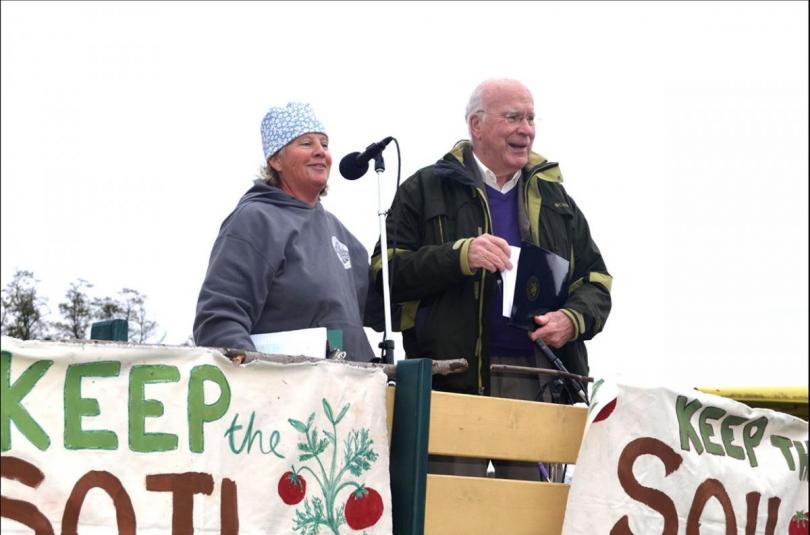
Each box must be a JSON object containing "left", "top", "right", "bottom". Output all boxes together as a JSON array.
[
  {"left": 90, "top": 319, "right": 128, "bottom": 341},
  {"left": 389, "top": 358, "right": 432, "bottom": 535}
]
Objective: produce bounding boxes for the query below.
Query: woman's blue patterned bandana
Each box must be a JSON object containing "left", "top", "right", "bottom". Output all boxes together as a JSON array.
[{"left": 260, "top": 102, "right": 326, "bottom": 160}]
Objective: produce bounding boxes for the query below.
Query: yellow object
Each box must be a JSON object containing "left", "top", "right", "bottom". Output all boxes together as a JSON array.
[
  {"left": 385, "top": 388, "right": 586, "bottom": 534},
  {"left": 696, "top": 386, "right": 809, "bottom": 420}
]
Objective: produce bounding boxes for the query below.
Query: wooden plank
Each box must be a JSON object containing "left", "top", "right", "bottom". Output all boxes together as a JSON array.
[
  {"left": 424, "top": 474, "right": 570, "bottom": 535},
  {"left": 386, "top": 386, "right": 395, "bottom": 446},
  {"left": 428, "top": 391, "right": 587, "bottom": 463}
]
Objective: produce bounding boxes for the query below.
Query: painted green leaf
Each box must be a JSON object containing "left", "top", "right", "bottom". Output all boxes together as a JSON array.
[
  {"left": 322, "top": 398, "right": 334, "bottom": 424},
  {"left": 289, "top": 418, "right": 308, "bottom": 434},
  {"left": 334, "top": 403, "right": 350, "bottom": 425},
  {"left": 293, "top": 496, "right": 327, "bottom": 534},
  {"left": 344, "top": 428, "right": 379, "bottom": 476}
]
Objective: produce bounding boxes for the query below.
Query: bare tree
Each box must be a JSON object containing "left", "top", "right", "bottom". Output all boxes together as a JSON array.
[
  {"left": 92, "top": 295, "right": 123, "bottom": 321},
  {"left": 117, "top": 288, "right": 142, "bottom": 324},
  {"left": 123, "top": 289, "right": 161, "bottom": 343},
  {"left": 1, "top": 297, "right": 7, "bottom": 333},
  {"left": 1, "top": 270, "right": 50, "bottom": 340},
  {"left": 53, "top": 279, "right": 94, "bottom": 340},
  {"left": 1, "top": 272, "right": 164, "bottom": 343},
  {"left": 91, "top": 288, "right": 161, "bottom": 343}
]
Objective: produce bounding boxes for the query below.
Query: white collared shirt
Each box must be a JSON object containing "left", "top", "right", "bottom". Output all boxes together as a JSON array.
[{"left": 472, "top": 152, "right": 522, "bottom": 194}]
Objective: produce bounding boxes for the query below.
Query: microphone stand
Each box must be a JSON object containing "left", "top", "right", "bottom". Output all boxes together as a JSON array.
[
  {"left": 533, "top": 338, "right": 588, "bottom": 404},
  {"left": 373, "top": 152, "right": 395, "bottom": 365}
]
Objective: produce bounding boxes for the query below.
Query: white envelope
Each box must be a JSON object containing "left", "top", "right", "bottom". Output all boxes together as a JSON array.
[
  {"left": 501, "top": 245, "right": 521, "bottom": 317},
  {"left": 250, "top": 327, "right": 327, "bottom": 359}
]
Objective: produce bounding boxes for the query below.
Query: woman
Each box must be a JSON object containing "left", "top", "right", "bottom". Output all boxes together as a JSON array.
[{"left": 193, "top": 102, "right": 375, "bottom": 361}]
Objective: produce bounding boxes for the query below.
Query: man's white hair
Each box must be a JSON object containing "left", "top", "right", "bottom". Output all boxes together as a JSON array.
[
  {"left": 465, "top": 82, "right": 488, "bottom": 123},
  {"left": 465, "top": 78, "right": 527, "bottom": 138}
]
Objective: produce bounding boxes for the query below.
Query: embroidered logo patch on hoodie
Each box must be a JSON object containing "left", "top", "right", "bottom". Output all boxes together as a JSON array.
[{"left": 332, "top": 236, "right": 352, "bottom": 269}]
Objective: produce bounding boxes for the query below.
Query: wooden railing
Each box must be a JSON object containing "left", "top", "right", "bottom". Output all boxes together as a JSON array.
[{"left": 386, "top": 360, "right": 587, "bottom": 535}]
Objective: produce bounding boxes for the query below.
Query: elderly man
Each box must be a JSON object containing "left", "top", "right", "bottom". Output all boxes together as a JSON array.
[{"left": 371, "top": 79, "right": 612, "bottom": 478}]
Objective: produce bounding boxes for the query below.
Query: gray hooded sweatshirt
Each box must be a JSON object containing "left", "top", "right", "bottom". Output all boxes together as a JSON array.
[{"left": 194, "top": 181, "right": 375, "bottom": 361}]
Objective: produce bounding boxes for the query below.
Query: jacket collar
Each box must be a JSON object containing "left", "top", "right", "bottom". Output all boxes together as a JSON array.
[{"left": 437, "top": 140, "right": 561, "bottom": 185}]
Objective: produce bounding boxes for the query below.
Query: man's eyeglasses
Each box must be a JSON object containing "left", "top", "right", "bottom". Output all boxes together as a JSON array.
[{"left": 477, "top": 110, "right": 536, "bottom": 125}]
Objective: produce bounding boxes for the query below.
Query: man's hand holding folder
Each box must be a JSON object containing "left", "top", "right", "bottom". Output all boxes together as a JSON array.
[
  {"left": 468, "top": 233, "right": 513, "bottom": 273},
  {"left": 500, "top": 242, "right": 575, "bottom": 348}
]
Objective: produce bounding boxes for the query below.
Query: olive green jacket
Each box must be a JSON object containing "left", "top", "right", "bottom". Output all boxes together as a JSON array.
[{"left": 371, "top": 141, "right": 612, "bottom": 395}]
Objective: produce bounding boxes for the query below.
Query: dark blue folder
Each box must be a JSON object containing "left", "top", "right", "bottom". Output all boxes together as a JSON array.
[{"left": 509, "top": 243, "right": 570, "bottom": 331}]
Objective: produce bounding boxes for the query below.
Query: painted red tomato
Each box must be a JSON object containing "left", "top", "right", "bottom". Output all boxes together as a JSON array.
[
  {"left": 278, "top": 471, "right": 306, "bottom": 505},
  {"left": 345, "top": 486, "right": 384, "bottom": 530},
  {"left": 789, "top": 511, "right": 809, "bottom": 535}
]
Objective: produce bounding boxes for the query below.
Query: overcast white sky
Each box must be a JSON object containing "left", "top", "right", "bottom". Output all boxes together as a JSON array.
[{"left": 2, "top": 1, "right": 807, "bottom": 388}]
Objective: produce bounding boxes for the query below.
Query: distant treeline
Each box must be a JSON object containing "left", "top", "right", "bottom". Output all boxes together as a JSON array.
[{"left": 0, "top": 269, "right": 167, "bottom": 343}]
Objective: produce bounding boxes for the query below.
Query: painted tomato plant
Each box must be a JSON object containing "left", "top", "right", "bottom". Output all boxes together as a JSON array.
[
  {"left": 278, "top": 469, "right": 307, "bottom": 505},
  {"left": 278, "top": 398, "right": 383, "bottom": 534}
]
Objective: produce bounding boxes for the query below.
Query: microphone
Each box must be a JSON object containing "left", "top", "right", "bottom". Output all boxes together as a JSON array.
[{"left": 339, "top": 136, "right": 394, "bottom": 180}]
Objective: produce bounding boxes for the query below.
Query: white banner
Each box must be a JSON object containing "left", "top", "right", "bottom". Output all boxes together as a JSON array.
[
  {"left": 563, "top": 381, "right": 808, "bottom": 534},
  {"left": 0, "top": 336, "right": 392, "bottom": 534}
]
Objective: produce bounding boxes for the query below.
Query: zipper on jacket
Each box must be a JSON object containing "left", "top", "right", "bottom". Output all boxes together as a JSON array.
[{"left": 474, "top": 187, "right": 493, "bottom": 395}]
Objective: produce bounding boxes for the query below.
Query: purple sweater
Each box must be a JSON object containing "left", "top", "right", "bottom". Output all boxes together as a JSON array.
[{"left": 486, "top": 185, "right": 534, "bottom": 357}]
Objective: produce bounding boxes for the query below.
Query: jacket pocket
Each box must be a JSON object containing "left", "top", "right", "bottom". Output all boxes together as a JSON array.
[
  {"left": 541, "top": 200, "right": 574, "bottom": 256},
  {"left": 420, "top": 197, "right": 447, "bottom": 244}
]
